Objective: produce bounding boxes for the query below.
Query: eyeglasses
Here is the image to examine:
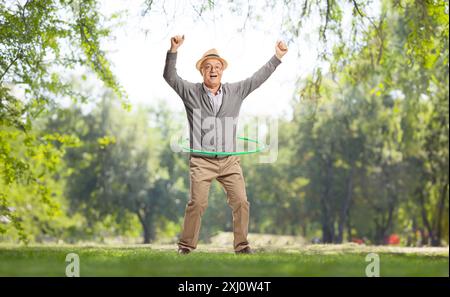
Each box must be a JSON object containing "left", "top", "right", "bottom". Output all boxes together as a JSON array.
[{"left": 202, "top": 64, "right": 223, "bottom": 72}]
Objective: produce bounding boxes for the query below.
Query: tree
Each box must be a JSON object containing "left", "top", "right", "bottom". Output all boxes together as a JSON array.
[
  {"left": 48, "top": 97, "right": 187, "bottom": 243},
  {"left": 1, "top": 0, "right": 127, "bottom": 242}
]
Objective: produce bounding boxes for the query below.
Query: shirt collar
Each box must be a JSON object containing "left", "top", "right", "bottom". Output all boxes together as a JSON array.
[{"left": 203, "top": 83, "right": 222, "bottom": 96}]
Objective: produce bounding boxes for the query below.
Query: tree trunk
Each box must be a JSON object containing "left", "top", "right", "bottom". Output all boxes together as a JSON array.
[
  {"left": 143, "top": 224, "right": 156, "bottom": 244},
  {"left": 301, "top": 222, "right": 308, "bottom": 238},
  {"left": 418, "top": 188, "right": 433, "bottom": 246},
  {"left": 137, "top": 210, "right": 156, "bottom": 244},
  {"left": 374, "top": 219, "right": 384, "bottom": 245},
  {"left": 374, "top": 201, "right": 394, "bottom": 245},
  {"left": 431, "top": 181, "right": 449, "bottom": 246},
  {"left": 372, "top": 163, "right": 396, "bottom": 245},
  {"left": 320, "top": 155, "right": 335, "bottom": 243},
  {"left": 419, "top": 228, "right": 428, "bottom": 246},
  {"left": 346, "top": 211, "right": 352, "bottom": 243},
  {"left": 337, "top": 162, "right": 354, "bottom": 243}
]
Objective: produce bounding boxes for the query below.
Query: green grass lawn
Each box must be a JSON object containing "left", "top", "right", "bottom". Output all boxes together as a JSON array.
[{"left": 0, "top": 245, "right": 448, "bottom": 277}]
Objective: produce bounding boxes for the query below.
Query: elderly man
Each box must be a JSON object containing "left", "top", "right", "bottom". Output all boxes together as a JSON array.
[{"left": 163, "top": 34, "right": 287, "bottom": 254}]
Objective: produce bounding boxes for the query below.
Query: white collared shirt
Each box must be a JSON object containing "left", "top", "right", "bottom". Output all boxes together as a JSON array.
[{"left": 203, "top": 83, "right": 223, "bottom": 115}]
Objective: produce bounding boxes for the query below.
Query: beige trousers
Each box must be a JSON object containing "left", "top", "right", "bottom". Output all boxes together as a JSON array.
[{"left": 178, "top": 155, "right": 250, "bottom": 252}]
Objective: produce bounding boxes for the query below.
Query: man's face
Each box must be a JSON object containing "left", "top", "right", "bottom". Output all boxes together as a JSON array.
[{"left": 201, "top": 58, "right": 223, "bottom": 88}]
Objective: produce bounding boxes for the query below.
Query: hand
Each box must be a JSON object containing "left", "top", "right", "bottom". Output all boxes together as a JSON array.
[
  {"left": 275, "top": 40, "right": 288, "bottom": 60},
  {"left": 170, "top": 34, "right": 185, "bottom": 53}
]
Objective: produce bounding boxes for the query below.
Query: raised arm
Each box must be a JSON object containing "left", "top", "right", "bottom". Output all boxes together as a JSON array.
[
  {"left": 163, "top": 35, "right": 195, "bottom": 99},
  {"left": 235, "top": 40, "right": 288, "bottom": 99}
]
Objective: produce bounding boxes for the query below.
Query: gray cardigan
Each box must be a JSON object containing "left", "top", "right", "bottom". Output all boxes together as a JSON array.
[{"left": 163, "top": 51, "right": 281, "bottom": 158}]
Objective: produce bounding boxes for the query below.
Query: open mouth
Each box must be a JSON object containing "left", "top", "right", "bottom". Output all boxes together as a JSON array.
[{"left": 210, "top": 74, "right": 218, "bottom": 79}]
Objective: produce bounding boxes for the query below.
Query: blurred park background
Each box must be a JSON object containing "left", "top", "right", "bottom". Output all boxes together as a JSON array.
[{"left": 0, "top": 0, "right": 448, "bottom": 251}]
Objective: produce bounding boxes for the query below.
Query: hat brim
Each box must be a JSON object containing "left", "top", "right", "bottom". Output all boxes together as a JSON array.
[{"left": 196, "top": 57, "right": 228, "bottom": 73}]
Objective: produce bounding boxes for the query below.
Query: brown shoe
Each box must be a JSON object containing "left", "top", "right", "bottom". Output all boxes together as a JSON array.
[
  {"left": 178, "top": 247, "right": 191, "bottom": 255},
  {"left": 235, "top": 247, "right": 253, "bottom": 254}
]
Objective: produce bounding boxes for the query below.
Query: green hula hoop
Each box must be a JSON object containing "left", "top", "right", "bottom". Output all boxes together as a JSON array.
[{"left": 179, "top": 136, "right": 266, "bottom": 156}]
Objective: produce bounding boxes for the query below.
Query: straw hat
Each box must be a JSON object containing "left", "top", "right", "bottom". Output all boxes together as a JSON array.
[{"left": 195, "top": 48, "right": 228, "bottom": 73}]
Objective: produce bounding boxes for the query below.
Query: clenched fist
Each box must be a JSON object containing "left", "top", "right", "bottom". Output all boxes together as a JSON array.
[
  {"left": 170, "top": 35, "right": 185, "bottom": 53},
  {"left": 275, "top": 40, "right": 288, "bottom": 60}
]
